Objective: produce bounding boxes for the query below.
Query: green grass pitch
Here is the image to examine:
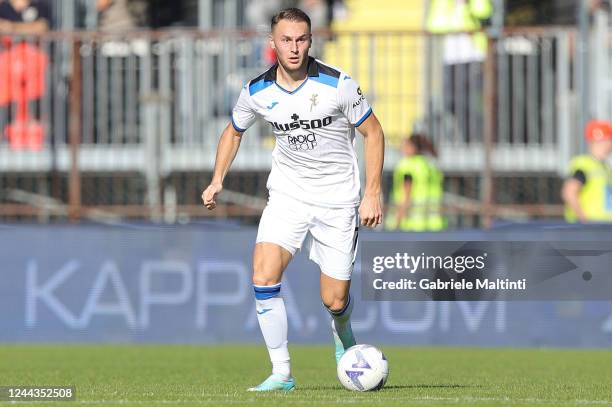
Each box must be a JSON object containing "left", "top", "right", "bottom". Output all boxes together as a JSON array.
[{"left": 1, "top": 345, "right": 611, "bottom": 406}]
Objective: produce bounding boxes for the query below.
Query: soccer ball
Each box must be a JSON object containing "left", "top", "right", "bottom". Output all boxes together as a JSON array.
[{"left": 337, "top": 344, "right": 389, "bottom": 391}]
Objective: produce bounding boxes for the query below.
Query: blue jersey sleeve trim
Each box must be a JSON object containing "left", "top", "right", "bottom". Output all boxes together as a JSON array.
[
  {"left": 354, "top": 107, "right": 373, "bottom": 127},
  {"left": 249, "top": 79, "right": 274, "bottom": 95},
  {"left": 231, "top": 117, "right": 247, "bottom": 133},
  {"left": 311, "top": 73, "right": 339, "bottom": 88}
]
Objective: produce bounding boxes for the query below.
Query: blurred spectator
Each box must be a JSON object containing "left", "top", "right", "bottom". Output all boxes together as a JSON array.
[
  {"left": 589, "top": 0, "right": 611, "bottom": 13},
  {"left": 426, "top": 0, "right": 492, "bottom": 144},
  {"left": 385, "top": 134, "right": 446, "bottom": 232},
  {"left": 246, "top": 0, "right": 284, "bottom": 31},
  {"left": 0, "top": 0, "right": 50, "bottom": 150},
  {"left": 299, "top": 0, "right": 326, "bottom": 30},
  {"left": 506, "top": 0, "right": 611, "bottom": 26},
  {"left": 0, "top": 0, "right": 50, "bottom": 34},
  {"left": 330, "top": 0, "right": 347, "bottom": 24},
  {"left": 563, "top": 120, "right": 612, "bottom": 223},
  {"left": 245, "top": 0, "right": 333, "bottom": 31},
  {"left": 97, "top": 0, "right": 148, "bottom": 32},
  {"left": 427, "top": 0, "right": 492, "bottom": 64},
  {"left": 147, "top": 0, "right": 181, "bottom": 28}
]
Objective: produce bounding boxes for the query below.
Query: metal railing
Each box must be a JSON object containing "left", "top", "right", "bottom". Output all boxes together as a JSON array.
[{"left": 0, "top": 25, "right": 609, "bottom": 224}]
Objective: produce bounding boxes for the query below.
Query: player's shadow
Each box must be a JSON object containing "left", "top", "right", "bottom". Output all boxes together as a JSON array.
[
  {"left": 305, "top": 384, "right": 477, "bottom": 391},
  {"left": 387, "top": 384, "right": 479, "bottom": 389}
]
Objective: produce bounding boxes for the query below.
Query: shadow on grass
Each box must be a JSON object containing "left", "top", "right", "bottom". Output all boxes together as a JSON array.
[
  {"left": 300, "top": 384, "right": 479, "bottom": 391},
  {"left": 386, "top": 384, "right": 479, "bottom": 390}
]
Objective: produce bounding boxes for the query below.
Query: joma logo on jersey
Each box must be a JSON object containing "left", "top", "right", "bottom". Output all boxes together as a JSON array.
[
  {"left": 270, "top": 116, "right": 333, "bottom": 132},
  {"left": 288, "top": 133, "right": 317, "bottom": 151}
]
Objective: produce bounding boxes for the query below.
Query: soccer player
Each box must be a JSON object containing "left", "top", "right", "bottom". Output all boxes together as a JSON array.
[{"left": 202, "top": 8, "right": 384, "bottom": 391}]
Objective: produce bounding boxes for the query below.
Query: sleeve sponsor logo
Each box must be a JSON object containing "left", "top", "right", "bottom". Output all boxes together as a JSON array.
[{"left": 352, "top": 87, "right": 365, "bottom": 108}]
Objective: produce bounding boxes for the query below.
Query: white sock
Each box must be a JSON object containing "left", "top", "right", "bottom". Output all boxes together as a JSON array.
[
  {"left": 328, "top": 294, "right": 356, "bottom": 349},
  {"left": 254, "top": 284, "right": 291, "bottom": 378}
]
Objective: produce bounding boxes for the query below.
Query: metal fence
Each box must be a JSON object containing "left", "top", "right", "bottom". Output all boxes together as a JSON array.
[{"left": 0, "top": 24, "right": 610, "bottom": 224}]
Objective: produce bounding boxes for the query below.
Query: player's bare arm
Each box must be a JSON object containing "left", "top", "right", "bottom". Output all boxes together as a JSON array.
[
  {"left": 357, "top": 113, "right": 384, "bottom": 228},
  {"left": 202, "top": 123, "right": 243, "bottom": 210},
  {"left": 0, "top": 18, "right": 49, "bottom": 34},
  {"left": 561, "top": 178, "right": 587, "bottom": 223},
  {"left": 395, "top": 180, "right": 412, "bottom": 228}
]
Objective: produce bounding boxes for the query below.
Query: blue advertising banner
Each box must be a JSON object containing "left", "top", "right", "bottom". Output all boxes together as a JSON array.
[{"left": 1, "top": 224, "right": 612, "bottom": 347}]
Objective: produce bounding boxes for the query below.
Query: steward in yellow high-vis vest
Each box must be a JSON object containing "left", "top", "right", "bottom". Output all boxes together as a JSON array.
[
  {"left": 562, "top": 120, "right": 612, "bottom": 223},
  {"left": 386, "top": 134, "right": 446, "bottom": 231},
  {"left": 427, "top": 0, "right": 492, "bottom": 32},
  {"left": 426, "top": 0, "right": 492, "bottom": 55},
  {"left": 469, "top": 0, "right": 493, "bottom": 20}
]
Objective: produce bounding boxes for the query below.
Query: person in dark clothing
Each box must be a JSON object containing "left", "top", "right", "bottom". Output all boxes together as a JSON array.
[{"left": 0, "top": 0, "right": 50, "bottom": 34}]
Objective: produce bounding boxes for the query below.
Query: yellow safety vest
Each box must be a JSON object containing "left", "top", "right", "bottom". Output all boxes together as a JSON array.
[
  {"left": 564, "top": 155, "right": 612, "bottom": 223},
  {"left": 387, "top": 155, "right": 446, "bottom": 231},
  {"left": 469, "top": 0, "right": 493, "bottom": 20},
  {"left": 426, "top": 0, "right": 488, "bottom": 54},
  {"left": 427, "top": 0, "right": 481, "bottom": 32}
]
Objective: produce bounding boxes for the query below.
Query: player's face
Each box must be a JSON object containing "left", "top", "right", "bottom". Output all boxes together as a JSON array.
[{"left": 270, "top": 20, "right": 311, "bottom": 73}]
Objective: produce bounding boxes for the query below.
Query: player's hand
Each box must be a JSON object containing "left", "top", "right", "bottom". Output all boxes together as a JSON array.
[
  {"left": 359, "top": 193, "right": 382, "bottom": 228},
  {"left": 202, "top": 182, "right": 223, "bottom": 210}
]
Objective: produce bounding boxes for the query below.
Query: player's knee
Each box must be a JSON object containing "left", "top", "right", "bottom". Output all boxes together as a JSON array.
[
  {"left": 252, "top": 265, "right": 281, "bottom": 286},
  {"left": 252, "top": 274, "right": 281, "bottom": 286},
  {"left": 322, "top": 294, "right": 348, "bottom": 313},
  {"left": 252, "top": 259, "right": 280, "bottom": 286}
]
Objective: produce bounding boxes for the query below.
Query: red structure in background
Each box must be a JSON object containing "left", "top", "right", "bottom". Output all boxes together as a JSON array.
[{"left": 0, "top": 41, "right": 48, "bottom": 150}]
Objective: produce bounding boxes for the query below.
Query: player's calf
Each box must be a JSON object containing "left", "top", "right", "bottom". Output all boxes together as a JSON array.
[
  {"left": 324, "top": 293, "right": 357, "bottom": 363},
  {"left": 253, "top": 283, "right": 291, "bottom": 378}
]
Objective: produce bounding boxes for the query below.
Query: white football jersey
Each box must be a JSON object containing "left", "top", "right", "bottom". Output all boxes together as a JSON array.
[{"left": 231, "top": 57, "right": 372, "bottom": 208}]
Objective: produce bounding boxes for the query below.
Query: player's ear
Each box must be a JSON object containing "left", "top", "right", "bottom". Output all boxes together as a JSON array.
[{"left": 268, "top": 34, "right": 275, "bottom": 50}]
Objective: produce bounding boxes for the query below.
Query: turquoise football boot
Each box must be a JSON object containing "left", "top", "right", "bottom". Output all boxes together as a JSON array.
[{"left": 247, "top": 374, "right": 295, "bottom": 392}]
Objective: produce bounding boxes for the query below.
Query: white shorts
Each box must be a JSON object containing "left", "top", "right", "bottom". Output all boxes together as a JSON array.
[{"left": 256, "top": 192, "right": 359, "bottom": 280}]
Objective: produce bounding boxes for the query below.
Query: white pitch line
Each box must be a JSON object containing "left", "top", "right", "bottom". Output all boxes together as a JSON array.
[{"left": 65, "top": 396, "right": 612, "bottom": 405}]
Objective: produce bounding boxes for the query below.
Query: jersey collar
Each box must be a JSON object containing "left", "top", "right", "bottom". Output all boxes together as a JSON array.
[{"left": 264, "top": 57, "right": 320, "bottom": 82}]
